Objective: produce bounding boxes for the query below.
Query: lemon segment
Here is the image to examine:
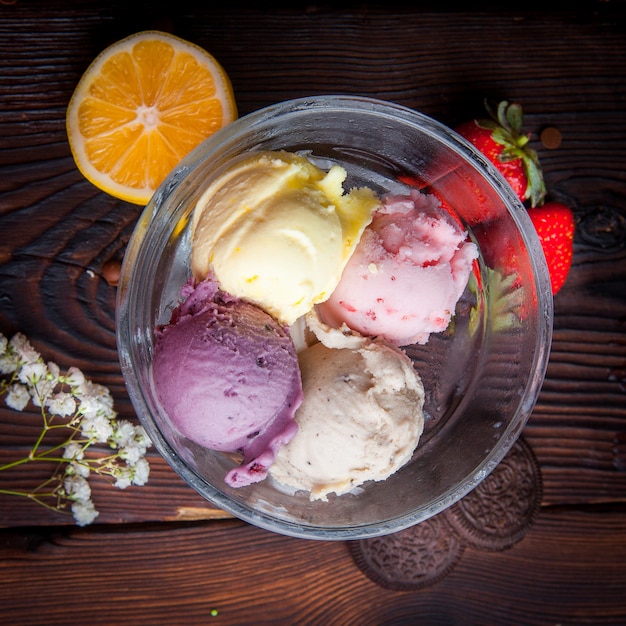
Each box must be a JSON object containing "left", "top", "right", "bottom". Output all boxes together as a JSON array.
[{"left": 66, "top": 30, "right": 237, "bottom": 205}]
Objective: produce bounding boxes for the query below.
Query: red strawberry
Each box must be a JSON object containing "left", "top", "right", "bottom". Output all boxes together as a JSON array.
[
  {"left": 456, "top": 100, "right": 546, "bottom": 208},
  {"left": 527, "top": 201, "right": 575, "bottom": 294}
]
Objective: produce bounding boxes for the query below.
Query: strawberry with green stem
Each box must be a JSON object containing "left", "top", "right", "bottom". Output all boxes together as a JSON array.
[
  {"left": 455, "top": 100, "right": 547, "bottom": 208},
  {"left": 456, "top": 100, "right": 574, "bottom": 294}
]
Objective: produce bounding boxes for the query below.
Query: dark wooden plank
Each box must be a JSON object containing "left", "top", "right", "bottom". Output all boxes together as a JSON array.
[
  {"left": 0, "top": 506, "right": 625, "bottom": 625},
  {"left": 0, "top": 3, "right": 625, "bottom": 623}
]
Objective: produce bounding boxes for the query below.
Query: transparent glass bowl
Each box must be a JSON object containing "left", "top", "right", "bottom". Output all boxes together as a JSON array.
[{"left": 116, "top": 96, "right": 553, "bottom": 540}]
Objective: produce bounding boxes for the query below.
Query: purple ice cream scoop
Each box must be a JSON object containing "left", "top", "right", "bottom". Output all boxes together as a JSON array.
[{"left": 153, "top": 275, "right": 303, "bottom": 488}]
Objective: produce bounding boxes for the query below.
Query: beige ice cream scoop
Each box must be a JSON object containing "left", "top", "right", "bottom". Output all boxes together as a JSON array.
[{"left": 269, "top": 335, "right": 425, "bottom": 502}]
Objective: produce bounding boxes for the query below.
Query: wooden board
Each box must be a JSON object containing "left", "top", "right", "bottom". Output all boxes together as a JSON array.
[{"left": 1, "top": 2, "right": 625, "bottom": 623}]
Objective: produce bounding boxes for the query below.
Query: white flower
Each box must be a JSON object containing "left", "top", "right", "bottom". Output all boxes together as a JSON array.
[
  {"left": 76, "top": 395, "right": 101, "bottom": 419},
  {"left": 0, "top": 356, "right": 17, "bottom": 375},
  {"left": 9, "top": 333, "right": 40, "bottom": 364},
  {"left": 18, "top": 361, "right": 47, "bottom": 386},
  {"left": 75, "top": 379, "right": 113, "bottom": 405},
  {"left": 0, "top": 333, "right": 13, "bottom": 373},
  {"left": 46, "top": 361, "right": 60, "bottom": 384},
  {"left": 18, "top": 362, "right": 58, "bottom": 407},
  {"left": 63, "top": 442, "right": 84, "bottom": 461},
  {"left": 47, "top": 391, "right": 76, "bottom": 417},
  {"left": 5, "top": 383, "right": 30, "bottom": 411},
  {"left": 131, "top": 458, "right": 150, "bottom": 486},
  {"left": 114, "top": 466, "right": 133, "bottom": 490},
  {"left": 120, "top": 444, "right": 143, "bottom": 465},
  {"left": 80, "top": 414, "right": 114, "bottom": 443},
  {"left": 75, "top": 381, "right": 116, "bottom": 420},
  {"left": 63, "top": 475, "right": 91, "bottom": 502},
  {"left": 71, "top": 500, "right": 99, "bottom": 526},
  {"left": 133, "top": 425, "right": 151, "bottom": 450},
  {"left": 65, "top": 460, "right": 90, "bottom": 479},
  {"left": 115, "top": 422, "right": 151, "bottom": 464},
  {"left": 63, "top": 445, "right": 90, "bottom": 478},
  {"left": 64, "top": 366, "right": 85, "bottom": 388},
  {"left": 111, "top": 420, "right": 136, "bottom": 448}
]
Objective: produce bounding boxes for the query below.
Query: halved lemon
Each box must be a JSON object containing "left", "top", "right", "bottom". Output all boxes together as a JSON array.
[{"left": 66, "top": 31, "right": 237, "bottom": 205}]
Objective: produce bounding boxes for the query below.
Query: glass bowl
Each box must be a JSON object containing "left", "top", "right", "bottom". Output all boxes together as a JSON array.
[{"left": 116, "top": 95, "right": 553, "bottom": 540}]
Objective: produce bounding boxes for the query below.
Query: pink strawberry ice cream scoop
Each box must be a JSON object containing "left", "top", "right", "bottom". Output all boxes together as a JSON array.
[
  {"left": 153, "top": 275, "right": 303, "bottom": 488},
  {"left": 317, "top": 190, "right": 479, "bottom": 346}
]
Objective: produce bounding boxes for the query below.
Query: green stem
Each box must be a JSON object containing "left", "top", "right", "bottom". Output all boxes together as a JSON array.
[
  {"left": 0, "top": 456, "right": 35, "bottom": 472},
  {"left": 0, "top": 411, "right": 86, "bottom": 472},
  {"left": 29, "top": 405, "right": 51, "bottom": 459},
  {"left": 0, "top": 487, "right": 42, "bottom": 498},
  {"left": 0, "top": 488, "right": 71, "bottom": 515},
  {"left": 0, "top": 450, "right": 71, "bottom": 472}
]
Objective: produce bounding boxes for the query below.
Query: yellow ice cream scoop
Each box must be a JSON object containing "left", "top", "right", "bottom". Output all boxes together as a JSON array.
[{"left": 190, "top": 150, "right": 380, "bottom": 325}]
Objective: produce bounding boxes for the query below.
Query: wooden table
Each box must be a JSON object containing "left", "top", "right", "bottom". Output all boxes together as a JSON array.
[{"left": 1, "top": 2, "right": 625, "bottom": 624}]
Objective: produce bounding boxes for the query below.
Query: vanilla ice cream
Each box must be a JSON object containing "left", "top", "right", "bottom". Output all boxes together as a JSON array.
[
  {"left": 269, "top": 319, "right": 425, "bottom": 501},
  {"left": 191, "top": 150, "right": 380, "bottom": 325}
]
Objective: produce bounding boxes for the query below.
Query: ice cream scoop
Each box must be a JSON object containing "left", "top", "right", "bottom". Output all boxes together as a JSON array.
[
  {"left": 269, "top": 319, "right": 425, "bottom": 501},
  {"left": 190, "top": 150, "right": 380, "bottom": 325},
  {"left": 317, "top": 189, "right": 479, "bottom": 346},
  {"left": 152, "top": 275, "right": 303, "bottom": 488}
]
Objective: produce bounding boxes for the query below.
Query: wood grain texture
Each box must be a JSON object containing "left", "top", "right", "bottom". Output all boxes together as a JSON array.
[
  {"left": 0, "top": 507, "right": 625, "bottom": 626},
  {"left": 1, "top": 1, "right": 625, "bottom": 623}
]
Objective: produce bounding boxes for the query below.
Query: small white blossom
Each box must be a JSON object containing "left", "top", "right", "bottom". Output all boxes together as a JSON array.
[
  {"left": 5, "top": 383, "right": 30, "bottom": 411},
  {"left": 76, "top": 395, "right": 101, "bottom": 419},
  {"left": 9, "top": 333, "right": 40, "bottom": 364},
  {"left": 18, "top": 361, "right": 48, "bottom": 386},
  {"left": 0, "top": 352, "right": 19, "bottom": 375},
  {"left": 63, "top": 474, "right": 91, "bottom": 503},
  {"left": 120, "top": 444, "right": 143, "bottom": 465},
  {"left": 63, "top": 442, "right": 85, "bottom": 461},
  {"left": 76, "top": 382, "right": 116, "bottom": 420},
  {"left": 114, "top": 422, "right": 151, "bottom": 464},
  {"left": 71, "top": 500, "right": 99, "bottom": 526},
  {"left": 114, "top": 466, "right": 133, "bottom": 490},
  {"left": 80, "top": 414, "right": 114, "bottom": 443},
  {"left": 75, "top": 379, "right": 113, "bottom": 405},
  {"left": 65, "top": 460, "right": 90, "bottom": 478},
  {"left": 63, "top": 366, "right": 85, "bottom": 388},
  {"left": 133, "top": 425, "right": 151, "bottom": 450},
  {"left": 63, "top": 447, "right": 90, "bottom": 479},
  {"left": 0, "top": 335, "right": 20, "bottom": 374},
  {"left": 19, "top": 362, "right": 58, "bottom": 407},
  {"left": 111, "top": 420, "right": 136, "bottom": 448},
  {"left": 47, "top": 361, "right": 60, "bottom": 384},
  {"left": 131, "top": 457, "right": 150, "bottom": 486},
  {"left": 47, "top": 391, "right": 76, "bottom": 417}
]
